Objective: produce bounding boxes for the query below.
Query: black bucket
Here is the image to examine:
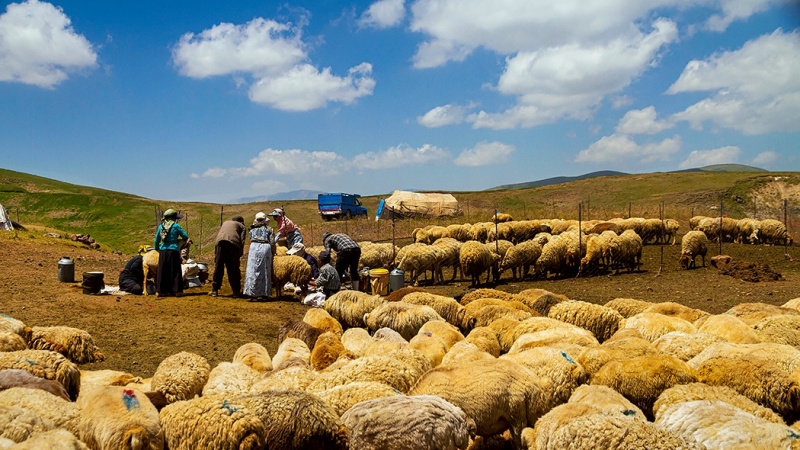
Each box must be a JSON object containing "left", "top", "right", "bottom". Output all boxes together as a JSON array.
[{"left": 82, "top": 272, "right": 105, "bottom": 295}]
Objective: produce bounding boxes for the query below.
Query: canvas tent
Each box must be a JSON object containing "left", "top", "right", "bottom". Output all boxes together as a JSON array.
[
  {"left": 376, "top": 190, "right": 461, "bottom": 219},
  {"left": 0, "top": 204, "right": 13, "bottom": 231}
]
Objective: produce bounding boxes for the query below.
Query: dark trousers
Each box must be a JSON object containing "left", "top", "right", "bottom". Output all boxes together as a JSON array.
[
  {"left": 156, "top": 250, "right": 183, "bottom": 295},
  {"left": 335, "top": 247, "right": 361, "bottom": 283},
  {"left": 118, "top": 276, "right": 143, "bottom": 295},
  {"left": 212, "top": 240, "right": 242, "bottom": 294}
]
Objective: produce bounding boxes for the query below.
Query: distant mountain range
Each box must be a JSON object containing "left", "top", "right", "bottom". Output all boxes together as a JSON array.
[
  {"left": 237, "top": 189, "right": 322, "bottom": 203},
  {"left": 487, "top": 165, "right": 766, "bottom": 191}
]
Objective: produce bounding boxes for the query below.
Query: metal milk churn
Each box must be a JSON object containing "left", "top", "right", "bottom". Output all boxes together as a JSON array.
[
  {"left": 389, "top": 268, "right": 404, "bottom": 292},
  {"left": 58, "top": 256, "right": 75, "bottom": 282}
]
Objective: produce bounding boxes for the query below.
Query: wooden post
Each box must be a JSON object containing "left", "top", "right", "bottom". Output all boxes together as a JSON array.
[
  {"left": 785, "top": 199, "right": 789, "bottom": 251},
  {"left": 719, "top": 199, "right": 723, "bottom": 255},
  {"left": 219, "top": 206, "right": 224, "bottom": 227},
  {"left": 494, "top": 209, "right": 499, "bottom": 254},
  {"left": 199, "top": 215, "right": 203, "bottom": 261},
  {"left": 628, "top": 203, "right": 632, "bottom": 219},
  {"left": 391, "top": 209, "right": 396, "bottom": 266}
]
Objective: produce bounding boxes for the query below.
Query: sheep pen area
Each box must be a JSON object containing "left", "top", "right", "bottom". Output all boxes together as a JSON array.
[{"left": 2, "top": 233, "right": 799, "bottom": 378}]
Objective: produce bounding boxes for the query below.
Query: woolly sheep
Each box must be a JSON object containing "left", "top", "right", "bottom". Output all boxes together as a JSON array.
[
  {"left": 547, "top": 300, "right": 625, "bottom": 343},
  {"left": 277, "top": 318, "right": 324, "bottom": 351},
  {"left": 725, "top": 301, "right": 800, "bottom": 325},
  {"left": 624, "top": 312, "right": 698, "bottom": 342},
  {"left": 655, "top": 400, "right": 800, "bottom": 449},
  {"left": 754, "top": 314, "right": 800, "bottom": 347},
  {"left": 77, "top": 385, "right": 163, "bottom": 450},
  {"left": 679, "top": 230, "right": 708, "bottom": 269},
  {"left": 689, "top": 215, "right": 710, "bottom": 230},
  {"left": 468, "top": 222, "right": 492, "bottom": 243},
  {"left": 508, "top": 220, "right": 551, "bottom": 243},
  {"left": 603, "top": 297, "right": 652, "bottom": 318},
  {"left": 695, "top": 314, "right": 761, "bottom": 344},
  {"left": 28, "top": 326, "right": 104, "bottom": 364},
  {"left": 150, "top": 351, "right": 210, "bottom": 405},
  {"left": 463, "top": 327, "right": 501, "bottom": 357},
  {"left": 445, "top": 223, "right": 472, "bottom": 242},
  {"left": 409, "top": 357, "right": 549, "bottom": 448},
  {"left": 576, "top": 333, "right": 658, "bottom": 376},
  {"left": 515, "top": 288, "right": 569, "bottom": 316},
  {"left": 0, "top": 350, "right": 80, "bottom": 401},
  {"left": 459, "top": 241, "right": 500, "bottom": 287},
  {"left": 469, "top": 305, "right": 533, "bottom": 330},
  {"left": 577, "top": 232, "right": 614, "bottom": 276},
  {"left": 324, "top": 290, "right": 385, "bottom": 328},
  {"left": 397, "top": 244, "right": 443, "bottom": 286},
  {"left": 567, "top": 384, "right": 644, "bottom": 418},
  {"left": 486, "top": 223, "right": 514, "bottom": 243},
  {"left": 607, "top": 229, "right": 643, "bottom": 273},
  {"left": 272, "top": 337, "right": 311, "bottom": 369},
  {"left": 232, "top": 342, "right": 272, "bottom": 374},
  {"left": 272, "top": 255, "right": 312, "bottom": 297},
  {"left": 653, "top": 382, "right": 784, "bottom": 424},
  {"left": 355, "top": 326, "right": 409, "bottom": 356},
  {"left": 591, "top": 354, "right": 697, "bottom": 419},
  {"left": 508, "top": 327, "right": 599, "bottom": 354},
  {"left": 441, "top": 340, "right": 496, "bottom": 366},
  {"left": 536, "top": 234, "right": 569, "bottom": 279},
  {"left": 317, "top": 381, "right": 401, "bottom": 417},
  {"left": 0, "top": 369, "right": 70, "bottom": 401},
  {"left": 308, "top": 348, "right": 431, "bottom": 394},
  {"left": 499, "top": 240, "right": 542, "bottom": 280},
  {"left": 494, "top": 317, "right": 579, "bottom": 353},
  {"left": 500, "top": 347, "right": 588, "bottom": 407},
  {"left": 407, "top": 332, "right": 448, "bottom": 367},
  {"left": 652, "top": 331, "right": 725, "bottom": 361},
  {"left": 736, "top": 217, "right": 761, "bottom": 244},
  {"left": 643, "top": 301, "right": 708, "bottom": 323},
  {"left": 418, "top": 320, "right": 464, "bottom": 351},
  {"left": 0, "top": 387, "right": 80, "bottom": 436},
  {"left": 250, "top": 363, "right": 318, "bottom": 393},
  {"left": 459, "top": 288, "right": 516, "bottom": 305},
  {"left": 358, "top": 243, "right": 399, "bottom": 270},
  {"left": 237, "top": 390, "right": 349, "bottom": 450},
  {"left": 492, "top": 213, "right": 514, "bottom": 223},
  {"left": 364, "top": 302, "right": 444, "bottom": 340},
  {"left": 401, "top": 292, "right": 466, "bottom": 329},
  {"left": 201, "top": 362, "right": 260, "bottom": 397},
  {"left": 783, "top": 297, "right": 800, "bottom": 311},
  {"left": 759, "top": 218, "right": 792, "bottom": 245},
  {"left": 340, "top": 327, "right": 372, "bottom": 358},
  {"left": 342, "top": 395, "right": 474, "bottom": 450},
  {"left": 687, "top": 341, "right": 800, "bottom": 374},
  {"left": 4, "top": 428, "right": 89, "bottom": 449},
  {"left": 159, "top": 395, "right": 264, "bottom": 450},
  {"left": 431, "top": 237, "right": 463, "bottom": 282},
  {"left": 311, "top": 332, "right": 353, "bottom": 371},
  {"left": 0, "top": 330, "right": 26, "bottom": 352},
  {"left": 0, "top": 314, "right": 31, "bottom": 342},
  {"left": 0, "top": 404, "right": 52, "bottom": 444},
  {"left": 303, "top": 308, "right": 343, "bottom": 338}
]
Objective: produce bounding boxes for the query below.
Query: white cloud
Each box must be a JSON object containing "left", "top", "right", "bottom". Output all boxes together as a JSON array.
[
  {"left": 454, "top": 141, "right": 515, "bottom": 167},
  {"left": 193, "top": 148, "right": 346, "bottom": 179},
  {"left": 468, "top": 19, "right": 678, "bottom": 129},
  {"left": 352, "top": 144, "right": 449, "bottom": 169},
  {"left": 173, "top": 16, "right": 375, "bottom": 111},
  {"left": 575, "top": 134, "right": 681, "bottom": 164},
  {"left": 752, "top": 150, "right": 779, "bottom": 166},
  {"left": 0, "top": 0, "right": 97, "bottom": 88},
  {"left": 705, "top": 0, "right": 786, "bottom": 32},
  {"left": 417, "top": 103, "right": 473, "bottom": 127},
  {"left": 359, "top": 0, "right": 405, "bottom": 29},
  {"left": 616, "top": 106, "right": 674, "bottom": 135},
  {"left": 669, "top": 29, "right": 800, "bottom": 135},
  {"left": 678, "top": 146, "right": 741, "bottom": 169},
  {"left": 249, "top": 63, "right": 375, "bottom": 111}
]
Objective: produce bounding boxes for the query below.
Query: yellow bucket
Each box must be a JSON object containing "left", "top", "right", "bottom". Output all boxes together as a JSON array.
[{"left": 369, "top": 268, "right": 389, "bottom": 296}]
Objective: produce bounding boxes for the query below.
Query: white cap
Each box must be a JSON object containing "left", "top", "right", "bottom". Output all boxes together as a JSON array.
[
  {"left": 286, "top": 242, "right": 305, "bottom": 255},
  {"left": 255, "top": 212, "right": 266, "bottom": 221}
]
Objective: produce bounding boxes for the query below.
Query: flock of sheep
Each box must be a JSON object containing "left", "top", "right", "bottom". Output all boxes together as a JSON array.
[{"left": 2, "top": 284, "right": 800, "bottom": 449}]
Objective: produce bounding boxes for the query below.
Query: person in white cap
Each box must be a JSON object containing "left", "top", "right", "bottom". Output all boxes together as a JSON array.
[
  {"left": 243, "top": 212, "right": 275, "bottom": 302},
  {"left": 287, "top": 242, "right": 319, "bottom": 279},
  {"left": 270, "top": 208, "right": 303, "bottom": 247}
]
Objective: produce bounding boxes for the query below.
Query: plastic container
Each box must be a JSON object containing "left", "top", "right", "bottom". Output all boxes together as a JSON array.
[
  {"left": 81, "top": 271, "right": 105, "bottom": 295},
  {"left": 369, "top": 268, "right": 389, "bottom": 296},
  {"left": 389, "top": 268, "right": 404, "bottom": 293},
  {"left": 58, "top": 257, "right": 75, "bottom": 283}
]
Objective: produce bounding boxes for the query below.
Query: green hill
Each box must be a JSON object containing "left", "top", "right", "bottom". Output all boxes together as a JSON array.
[{"left": 1, "top": 167, "right": 798, "bottom": 255}]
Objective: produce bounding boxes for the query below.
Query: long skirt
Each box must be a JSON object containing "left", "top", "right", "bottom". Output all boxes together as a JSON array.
[
  {"left": 156, "top": 250, "right": 183, "bottom": 295},
  {"left": 244, "top": 242, "right": 272, "bottom": 298}
]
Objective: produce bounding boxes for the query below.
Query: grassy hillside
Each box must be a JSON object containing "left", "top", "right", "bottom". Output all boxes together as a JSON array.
[{"left": 1, "top": 168, "right": 798, "bottom": 259}]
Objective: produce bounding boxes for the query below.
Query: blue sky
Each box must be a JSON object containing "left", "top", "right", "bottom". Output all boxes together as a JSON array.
[{"left": 1, "top": 0, "right": 798, "bottom": 203}]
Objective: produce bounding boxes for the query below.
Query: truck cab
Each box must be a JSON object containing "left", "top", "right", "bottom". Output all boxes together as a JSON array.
[{"left": 318, "top": 193, "right": 368, "bottom": 221}]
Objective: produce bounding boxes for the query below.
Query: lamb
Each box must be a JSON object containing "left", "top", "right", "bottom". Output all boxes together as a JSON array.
[
  {"left": 324, "top": 290, "right": 385, "bottom": 328},
  {"left": 317, "top": 381, "right": 401, "bottom": 417},
  {"left": 272, "top": 255, "right": 313, "bottom": 297},
  {"left": 201, "top": 362, "right": 260, "bottom": 397},
  {"left": 655, "top": 400, "right": 800, "bottom": 449},
  {"left": 311, "top": 332, "right": 354, "bottom": 371},
  {"left": 0, "top": 350, "right": 80, "bottom": 401},
  {"left": 77, "top": 385, "right": 163, "bottom": 450},
  {"left": 271, "top": 337, "right": 311, "bottom": 369},
  {"left": 759, "top": 218, "right": 792, "bottom": 245},
  {"left": 623, "top": 312, "right": 698, "bottom": 342},
  {"left": 237, "top": 390, "right": 349, "bottom": 450},
  {"left": 652, "top": 331, "right": 725, "bottom": 361},
  {"left": 409, "top": 357, "right": 549, "bottom": 448},
  {"left": 401, "top": 292, "right": 466, "bottom": 329},
  {"left": 358, "top": 243, "right": 399, "bottom": 270},
  {"left": 232, "top": 342, "right": 272, "bottom": 374},
  {"left": 459, "top": 241, "right": 500, "bottom": 287},
  {"left": 364, "top": 302, "right": 444, "bottom": 340},
  {"left": 341, "top": 395, "right": 474, "bottom": 450},
  {"left": 0, "top": 369, "right": 70, "bottom": 401},
  {"left": 679, "top": 230, "right": 708, "bottom": 269},
  {"left": 590, "top": 354, "right": 698, "bottom": 419},
  {"left": 653, "top": 382, "right": 785, "bottom": 424},
  {"left": 0, "top": 387, "right": 80, "bottom": 436},
  {"left": 28, "top": 326, "right": 105, "bottom": 364},
  {"left": 159, "top": 395, "right": 265, "bottom": 450},
  {"left": 0, "top": 330, "right": 26, "bottom": 352},
  {"left": 603, "top": 297, "right": 652, "bottom": 318},
  {"left": 546, "top": 300, "right": 625, "bottom": 343},
  {"left": 695, "top": 314, "right": 761, "bottom": 343},
  {"left": 499, "top": 240, "right": 542, "bottom": 280},
  {"left": 307, "top": 348, "right": 432, "bottom": 393},
  {"left": 150, "top": 351, "right": 210, "bottom": 404}
]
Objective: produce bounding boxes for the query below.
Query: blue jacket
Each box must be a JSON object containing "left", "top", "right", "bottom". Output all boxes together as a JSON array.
[{"left": 154, "top": 222, "right": 189, "bottom": 251}]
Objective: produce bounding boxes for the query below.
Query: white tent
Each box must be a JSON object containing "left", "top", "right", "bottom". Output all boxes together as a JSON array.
[
  {"left": 377, "top": 190, "right": 461, "bottom": 219},
  {"left": 0, "top": 204, "right": 13, "bottom": 231}
]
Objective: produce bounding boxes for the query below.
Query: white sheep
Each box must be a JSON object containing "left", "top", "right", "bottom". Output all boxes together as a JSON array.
[
  {"left": 28, "top": 326, "right": 105, "bottom": 364},
  {"left": 546, "top": 300, "right": 625, "bottom": 343},
  {"left": 324, "top": 290, "right": 385, "bottom": 329},
  {"left": 500, "top": 347, "right": 588, "bottom": 408},
  {"left": 0, "top": 350, "right": 81, "bottom": 401},
  {"left": 759, "top": 218, "right": 792, "bottom": 245},
  {"left": 576, "top": 333, "right": 658, "bottom": 376},
  {"left": 736, "top": 217, "right": 761, "bottom": 244},
  {"left": 150, "top": 351, "right": 210, "bottom": 405},
  {"left": 303, "top": 308, "right": 344, "bottom": 337},
  {"left": 358, "top": 243, "right": 399, "bottom": 270},
  {"left": 577, "top": 232, "right": 614, "bottom": 276},
  {"left": 159, "top": 395, "right": 265, "bottom": 450},
  {"left": 271, "top": 337, "right": 311, "bottom": 369},
  {"left": 401, "top": 292, "right": 466, "bottom": 329},
  {"left": 651, "top": 331, "right": 725, "bottom": 361},
  {"left": 431, "top": 237, "right": 463, "bottom": 283},
  {"left": 77, "top": 385, "right": 163, "bottom": 450},
  {"left": 607, "top": 229, "right": 642, "bottom": 273},
  {"left": 695, "top": 314, "right": 760, "bottom": 344},
  {"left": 536, "top": 234, "right": 569, "bottom": 279},
  {"left": 624, "top": 312, "right": 698, "bottom": 342},
  {"left": 364, "top": 302, "right": 444, "bottom": 340},
  {"left": 232, "top": 342, "right": 272, "bottom": 374},
  {"left": 317, "top": 381, "right": 402, "bottom": 417},
  {"left": 0, "top": 330, "right": 26, "bottom": 352},
  {"left": 0, "top": 387, "right": 80, "bottom": 437},
  {"left": 603, "top": 297, "right": 652, "bottom": 318},
  {"left": 2, "top": 428, "right": 89, "bottom": 449},
  {"left": 397, "top": 244, "right": 442, "bottom": 285},
  {"left": 418, "top": 320, "right": 464, "bottom": 351},
  {"left": 0, "top": 404, "right": 51, "bottom": 444},
  {"left": 308, "top": 348, "right": 432, "bottom": 394},
  {"left": 201, "top": 362, "right": 260, "bottom": 397},
  {"left": 643, "top": 301, "right": 708, "bottom": 323},
  {"left": 272, "top": 255, "right": 312, "bottom": 297},
  {"left": 653, "top": 382, "right": 785, "bottom": 424},
  {"left": 340, "top": 327, "right": 372, "bottom": 358},
  {"left": 341, "top": 395, "right": 474, "bottom": 450},
  {"left": 508, "top": 327, "right": 599, "bottom": 354},
  {"left": 499, "top": 240, "right": 542, "bottom": 281},
  {"left": 679, "top": 230, "right": 708, "bottom": 269},
  {"left": 754, "top": 314, "right": 800, "bottom": 347},
  {"left": 459, "top": 241, "right": 500, "bottom": 287}
]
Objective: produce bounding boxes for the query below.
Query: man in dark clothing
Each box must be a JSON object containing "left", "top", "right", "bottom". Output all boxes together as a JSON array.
[
  {"left": 322, "top": 231, "right": 361, "bottom": 291},
  {"left": 119, "top": 254, "right": 145, "bottom": 295},
  {"left": 210, "top": 216, "right": 246, "bottom": 297}
]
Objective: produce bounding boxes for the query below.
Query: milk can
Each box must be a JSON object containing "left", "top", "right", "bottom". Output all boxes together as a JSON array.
[
  {"left": 389, "top": 268, "right": 404, "bottom": 292},
  {"left": 58, "top": 256, "right": 75, "bottom": 282}
]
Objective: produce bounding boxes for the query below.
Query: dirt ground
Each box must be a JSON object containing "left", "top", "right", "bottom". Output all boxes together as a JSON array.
[{"left": 2, "top": 233, "right": 799, "bottom": 378}]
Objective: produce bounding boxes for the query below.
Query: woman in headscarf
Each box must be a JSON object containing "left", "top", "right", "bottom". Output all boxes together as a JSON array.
[
  {"left": 270, "top": 208, "right": 303, "bottom": 248},
  {"left": 153, "top": 208, "right": 190, "bottom": 297},
  {"left": 243, "top": 212, "right": 276, "bottom": 302}
]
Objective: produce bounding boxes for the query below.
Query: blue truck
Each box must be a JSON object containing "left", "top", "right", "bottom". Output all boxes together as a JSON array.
[{"left": 318, "top": 193, "right": 368, "bottom": 221}]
